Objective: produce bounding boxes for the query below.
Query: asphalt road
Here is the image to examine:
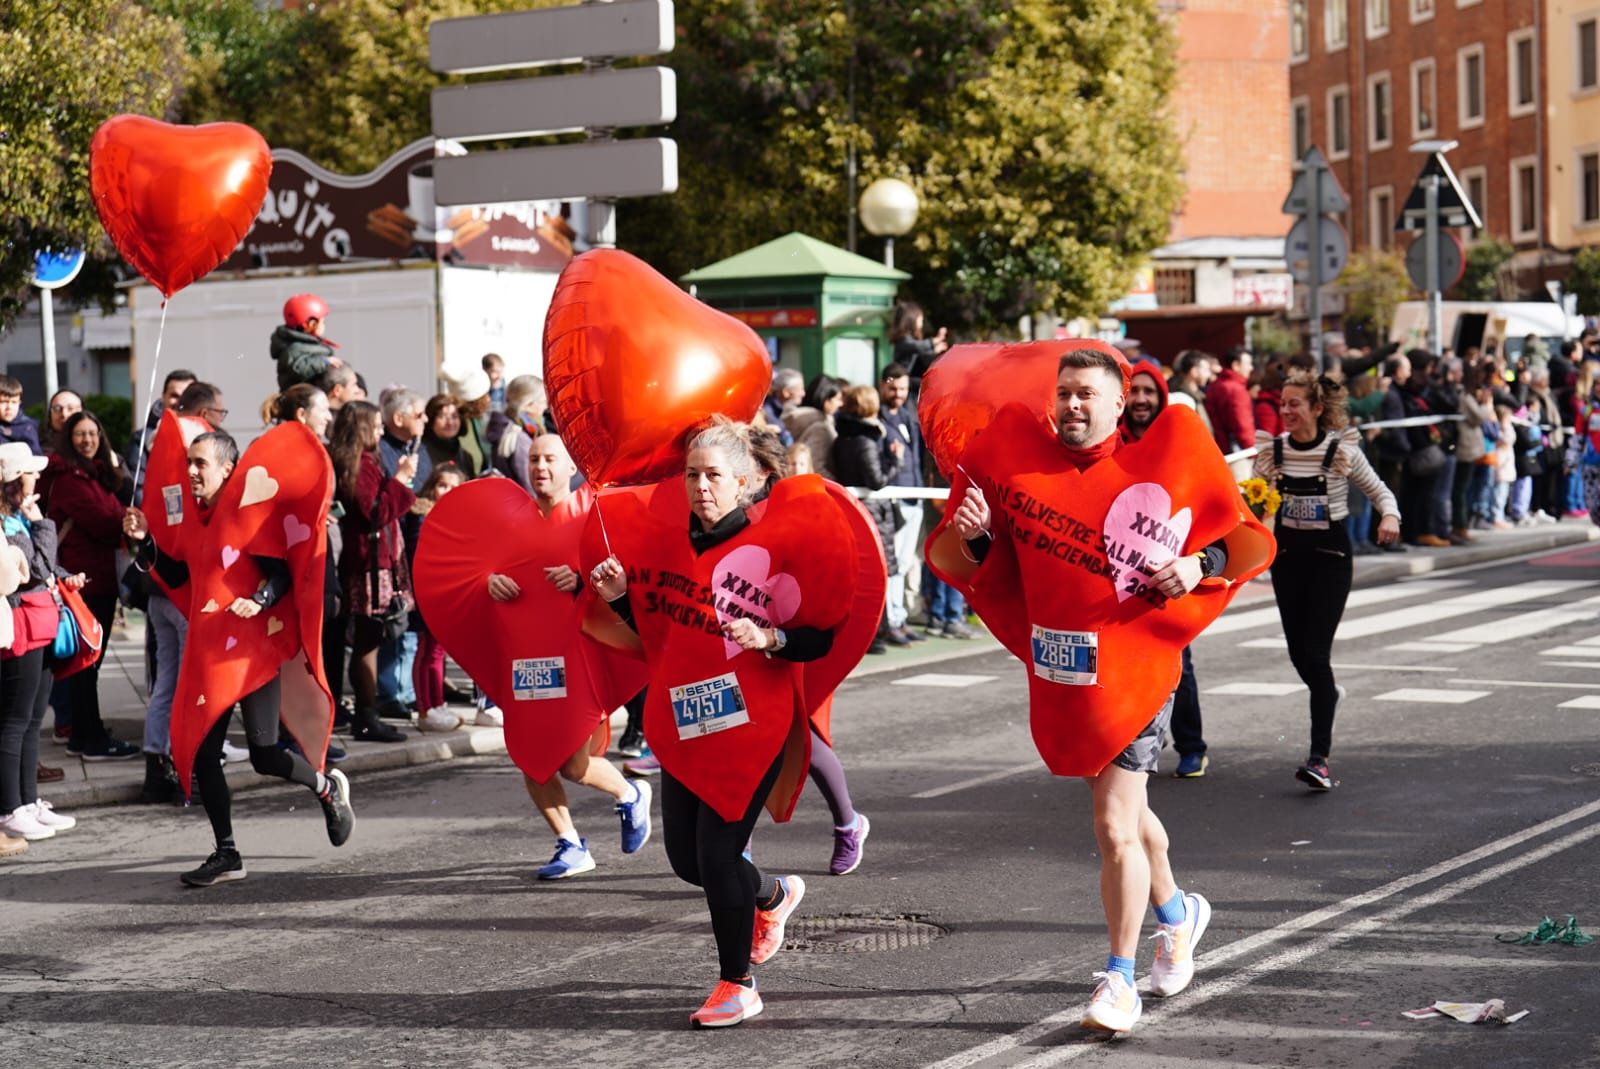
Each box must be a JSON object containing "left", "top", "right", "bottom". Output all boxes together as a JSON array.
[{"left": 3, "top": 544, "right": 1599, "bottom": 1069}]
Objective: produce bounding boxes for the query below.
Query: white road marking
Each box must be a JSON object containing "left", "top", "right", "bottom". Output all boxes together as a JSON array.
[
  {"left": 890, "top": 673, "right": 999, "bottom": 688},
  {"left": 1545, "top": 661, "right": 1600, "bottom": 669},
  {"left": 1202, "top": 682, "right": 1306, "bottom": 696},
  {"left": 1201, "top": 580, "right": 1468, "bottom": 636},
  {"left": 1453, "top": 676, "right": 1600, "bottom": 689},
  {"left": 1236, "top": 637, "right": 1288, "bottom": 649},
  {"left": 926, "top": 797, "right": 1600, "bottom": 1069},
  {"left": 1557, "top": 695, "right": 1600, "bottom": 709},
  {"left": 1388, "top": 592, "right": 1600, "bottom": 652},
  {"left": 1542, "top": 646, "right": 1600, "bottom": 658},
  {"left": 1330, "top": 662, "right": 1456, "bottom": 672},
  {"left": 1333, "top": 580, "right": 1594, "bottom": 640},
  {"left": 1389, "top": 641, "right": 1479, "bottom": 653},
  {"left": 1374, "top": 688, "right": 1489, "bottom": 704},
  {"left": 911, "top": 760, "right": 1043, "bottom": 799}
]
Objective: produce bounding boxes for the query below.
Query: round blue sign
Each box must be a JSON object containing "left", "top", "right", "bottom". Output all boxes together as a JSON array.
[{"left": 31, "top": 249, "right": 86, "bottom": 290}]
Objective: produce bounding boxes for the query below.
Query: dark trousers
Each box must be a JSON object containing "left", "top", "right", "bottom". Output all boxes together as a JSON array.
[
  {"left": 660, "top": 754, "right": 783, "bottom": 982},
  {"left": 1170, "top": 645, "right": 1206, "bottom": 757},
  {"left": 1270, "top": 524, "right": 1353, "bottom": 760},
  {"left": 193, "top": 675, "right": 320, "bottom": 849},
  {"left": 66, "top": 593, "right": 119, "bottom": 749},
  {"left": 0, "top": 647, "right": 48, "bottom": 812}
]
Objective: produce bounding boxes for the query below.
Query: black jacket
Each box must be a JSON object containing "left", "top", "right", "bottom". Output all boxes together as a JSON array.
[{"left": 831, "top": 412, "right": 901, "bottom": 574}]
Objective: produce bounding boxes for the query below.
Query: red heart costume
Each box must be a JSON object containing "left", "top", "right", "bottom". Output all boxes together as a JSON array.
[
  {"left": 927, "top": 390, "right": 1275, "bottom": 777},
  {"left": 579, "top": 475, "right": 872, "bottom": 822},
  {"left": 411, "top": 478, "right": 650, "bottom": 784},
  {"left": 139, "top": 411, "right": 217, "bottom": 615},
  {"left": 159, "top": 422, "right": 335, "bottom": 794}
]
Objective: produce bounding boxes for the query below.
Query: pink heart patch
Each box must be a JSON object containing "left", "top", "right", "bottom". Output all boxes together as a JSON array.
[
  {"left": 284, "top": 513, "right": 312, "bottom": 549},
  {"left": 1102, "top": 482, "right": 1193, "bottom": 604},
  {"left": 224, "top": 636, "right": 238, "bottom": 651},
  {"left": 712, "top": 545, "right": 801, "bottom": 658},
  {"left": 221, "top": 544, "right": 240, "bottom": 570}
]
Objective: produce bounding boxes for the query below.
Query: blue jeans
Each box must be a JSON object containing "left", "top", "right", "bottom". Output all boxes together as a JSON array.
[
  {"left": 922, "top": 564, "right": 967, "bottom": 624},
  {"left": 377, "top": 631, "right": 418, "bottom": 706},
  {"left": 142, "top": 594, "right": 187, "bottom": 754},
  {"left": 1345, "top": 488, "right": 1373, "bottom": 544}
]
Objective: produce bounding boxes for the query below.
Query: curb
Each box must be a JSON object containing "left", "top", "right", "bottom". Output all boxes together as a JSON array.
[{"left": 1349, "top": 524, "right": 1599, "bottom": 587}]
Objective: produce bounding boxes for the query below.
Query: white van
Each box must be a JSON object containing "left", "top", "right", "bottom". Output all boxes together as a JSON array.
[{"left": 1389, "top": 301, "right": 1584, "bottom": 359}]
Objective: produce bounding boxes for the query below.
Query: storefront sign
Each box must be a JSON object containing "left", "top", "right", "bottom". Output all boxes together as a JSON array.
[{"left": 726, "top": 308, "right": 819, "bottom": 329}]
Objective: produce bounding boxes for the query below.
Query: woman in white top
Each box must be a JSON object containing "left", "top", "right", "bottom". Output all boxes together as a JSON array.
[{"left": 1252, "top": 370, "right": 1400, "bottom": 792}]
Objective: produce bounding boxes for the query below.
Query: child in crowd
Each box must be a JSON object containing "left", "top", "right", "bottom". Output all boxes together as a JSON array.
[
  {"left": 406, "top": 463, "right": 467, "bottom": 726},
  {"left": 0, "top": 376, "right": 43, "bottom": 455},
  {"left": 1491, "top": 404, "right": 1517, "bottom": 528}
]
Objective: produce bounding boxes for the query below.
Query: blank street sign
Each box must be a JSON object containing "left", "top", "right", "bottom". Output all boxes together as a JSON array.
[
  {"left": 429, "top": 0, "right": 673, "bottom": 74},
  {"left": 433, "top": 67, "right": 676, "bottom": 142},
  {"left": 433, "top": 138, "right": 678, "bottom": 205}
]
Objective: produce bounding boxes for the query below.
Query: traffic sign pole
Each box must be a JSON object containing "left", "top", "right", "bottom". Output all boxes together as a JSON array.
[
  {"left": 39, "top": 288, "right": 58, "bottom": 398},
  {"left": 1425, "top": 174, "right": 1441, "bottom": 356},
  {"left": 1310, "top": 163, "right": 1323, "bottom": 369}
]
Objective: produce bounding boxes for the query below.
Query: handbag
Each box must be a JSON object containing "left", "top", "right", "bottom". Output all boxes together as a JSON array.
[
  {"left": 367, "top": 497, "right": 410, "bottom": 644},
  {"left": 48, "top": 585, "right": 103, "bottom": 678},
  {"left": 51, "top": 591, "right": 77, "bottom": 660},
  {"left": 1404, "top": 443, "right": 1447, "bottom": 478}
]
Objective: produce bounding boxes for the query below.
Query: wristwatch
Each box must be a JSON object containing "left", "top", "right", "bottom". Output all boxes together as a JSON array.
[{"left": 769, "top": 628, "right": 788, "bottom": 652}]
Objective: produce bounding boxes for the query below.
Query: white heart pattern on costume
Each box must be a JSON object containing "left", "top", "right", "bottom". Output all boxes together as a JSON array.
[
  {"left": 1102, "top": 482, "right": 1193, "bottom": 604},
  {"left": 221, "top": 545, "right": 240, "bottom": 570},
  {"left": 240, "top": 466, "right": 279, "bottom": 507}
]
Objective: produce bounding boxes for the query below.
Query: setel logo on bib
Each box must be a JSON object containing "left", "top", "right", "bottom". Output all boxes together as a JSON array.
[
  {"left": 670, "top": 672, "right": 750, "bottom": 739},
  {"left": 1031, "top": 625, "right": 1098, "bottom": 686},
  {"left": 512, "top": 657, "right": 566, "bottom": 701}
]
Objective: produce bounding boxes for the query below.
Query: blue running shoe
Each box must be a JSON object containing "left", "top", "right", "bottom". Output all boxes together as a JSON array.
[
  {"left": 537, "top": 837, "right": 595, "bottom": 880},
  {"left": 617, "top": 779, "right": 652, "bottom": 854},
  {"left": 1173, "top": 753, "right": 1208, "bottom": 778}
]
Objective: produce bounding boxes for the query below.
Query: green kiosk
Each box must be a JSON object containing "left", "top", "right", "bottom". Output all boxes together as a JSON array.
[{"left": 681, "top": 232, "right": 909, "bottom": 386}]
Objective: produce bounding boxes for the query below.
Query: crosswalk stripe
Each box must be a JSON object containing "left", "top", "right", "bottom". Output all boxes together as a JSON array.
[
  {"left": 890, "top": 673, "right": 998, "bottom": 688},
  {"left": 1557, "top": 695, "right": 1600, "bottom": 709},
  {"left": 1375, "top": 688, "right": 1490, "bottom": 704},
  {"left": 1390, "top": 593, "right": 1600, "bottom": 651},
  {"left": 1202, "top": 579, "right": 1470, "bottom": 637},
  {"left": 1202, "top": 682, "right": 1306, "bottom": 696},
  {"left": 1334, "top": 581, "right": 1595, "bottom": 640}
]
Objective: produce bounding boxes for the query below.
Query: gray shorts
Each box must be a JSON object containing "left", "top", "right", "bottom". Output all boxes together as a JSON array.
[{"left": 1111, "top": 691, "right": 1176, "bottom": 774}]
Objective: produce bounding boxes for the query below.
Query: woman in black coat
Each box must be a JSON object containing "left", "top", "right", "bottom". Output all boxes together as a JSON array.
[{"left": 830, "top": 385, "right": 909, "bottom": 648}]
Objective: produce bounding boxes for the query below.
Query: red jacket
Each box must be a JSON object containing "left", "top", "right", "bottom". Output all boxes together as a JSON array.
[
  {"left": 44, "top": 455, "right": 126, "bottom": 591},
  {"left": 337, "top": 451, "right": 416, "bottom": 582},
  {"left": 1203, "top": 368, "right": 1256, "bottom": 452},
  {"left": 1253, "top": 388, "right": 1284, "bottom": 438}
]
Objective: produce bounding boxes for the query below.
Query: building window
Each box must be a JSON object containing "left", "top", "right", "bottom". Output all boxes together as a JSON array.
[
  {"left": 1508, "top": 30, "right": 1537, "bottom": 116},
  {"left": 1154, "top": 269, "right": 1195, "bottom": 306},
  {"left": 1459, "top": 165, "right": 1488, "bottom": 227},
  {"left": 1411, "top": 58, "right": 1437, "bottom": 136},
  {"left": 1581, "top": 150, "right": 1600, "bottom": 225},
  {"left": 1368, "top": 72, "right": 1393, "bottom": 149},
  {"left": 1292, "top": 0, "right": 1309, "bottom": 61},
  {"left": 1510, "top": 156, "right": 1539, "bottom": 241},
  {"left": 1458, "top": 44, "right": 1486, "bottom": 128},
  {"left": 1579, "top": 17, "right": 1598, "bottom": 92},
  {"left": 1326, "top": 0, "right": 1349, "bottom": 50},
  {"left": 1292, "top": 97, "right": 1312, "bottom": 159},
  {"left": 1411, "top": 0, "right": 1434, "bottom": 22},
  {"left": 1328, "top": 85, "right": 1351, "bottom": 160},
  {"left": 1367, "top": 0, "right": 1389, "bottom": 36},
  {"left": 1370, "top": 187, "right": 1396, "bottom": 248}
]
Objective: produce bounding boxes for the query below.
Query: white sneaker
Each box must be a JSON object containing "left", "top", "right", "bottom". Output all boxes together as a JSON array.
[
  {"left": 0, "top": 805, "right": 56, "bottom": 841},
  {"left": 220, "top": 740, "right": 250, "bottom": 764},
  {"left": 29, "top": 800, "right": 76, "bottom": 832},
  {"left": 416, "top": 707, "right": 462, "bottom": 733},
  {"left": 1080, "top": 970, "right": 1141, "bottom": 1034},
  {"left": 1149, "top": 891, "right": 1212, "bottom": 997},
  {"left": 1534, "top": 509, "right": 1557, "bottom": 524},
  {"left": 474, "top": 705, "right": 504, "bottom": 727}
]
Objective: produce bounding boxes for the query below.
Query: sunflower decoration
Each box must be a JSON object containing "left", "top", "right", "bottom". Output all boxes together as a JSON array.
[{"left": 1238, "top": 477, "right": 1281, "bottom": 519}]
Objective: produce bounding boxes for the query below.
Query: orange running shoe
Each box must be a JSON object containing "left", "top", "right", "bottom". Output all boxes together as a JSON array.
[
  {"left": 689, "top": 979, "right": 763, "bottom": 1028},
  {"left": 750, "top": 875, "right": 806, "bottom": 965}
]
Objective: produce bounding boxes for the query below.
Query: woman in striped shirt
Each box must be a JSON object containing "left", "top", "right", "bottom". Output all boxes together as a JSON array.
[{"left": 1252, "top": 370, "right": 1400, "bottom": 792}]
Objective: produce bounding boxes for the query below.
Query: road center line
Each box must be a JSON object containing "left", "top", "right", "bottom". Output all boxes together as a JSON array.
[
  {"left": 911, "top": 761, "right": 1044, "bottom": 799},
  {"left": 925, "top": 796, "right": 1600, "bottom": 1069}
]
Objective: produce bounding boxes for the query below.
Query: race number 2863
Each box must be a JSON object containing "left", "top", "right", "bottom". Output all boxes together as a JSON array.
[{"left": 512, "top": 657, "right": 566, "bottom": 701}]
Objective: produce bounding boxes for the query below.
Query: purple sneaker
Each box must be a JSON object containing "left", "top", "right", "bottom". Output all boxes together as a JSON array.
[{"left": 829, "top": 813, "right": 870, "bottom": 875}]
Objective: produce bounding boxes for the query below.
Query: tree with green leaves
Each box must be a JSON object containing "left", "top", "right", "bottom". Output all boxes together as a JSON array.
[
  {"left": 0, "top": 0, "right": 185, "bottom": 327},
  {"left": 1456, "top": 235, "right": 1517, "bottom": 301},
  {"left": 1568, "top": 245, "right": 1600, "bottom": 318},
  {"left": 1340, "top": 247, "right": 1413, "bottom": 341}
]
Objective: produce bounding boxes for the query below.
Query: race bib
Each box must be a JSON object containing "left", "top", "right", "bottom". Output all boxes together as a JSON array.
[
  {"left": 1030, "top": 626, "right": 1098, "bottom": 686},
  {"left": 162, "top": 484, "right": 185, "bottom": 526},
  {"left": 1281, "top": 493, "right": 1331, "bottom": 531},
  {"left": 670, "top": 672, "right": 750, "bottom": 739},
  {"left": 512, "top": 657, "right": 567, "bottom": 701}
]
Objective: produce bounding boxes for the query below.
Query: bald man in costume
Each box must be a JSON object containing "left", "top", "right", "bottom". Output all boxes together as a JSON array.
[{"left": 927, "top": 343, "right": 1272, "bottom": 1037}]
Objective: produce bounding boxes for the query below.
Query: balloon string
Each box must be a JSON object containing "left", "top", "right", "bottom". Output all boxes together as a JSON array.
[
  {"left": 130, "top": 298, "right": 169, "bottom": 495},
  {"left": 595, "top": 493, "right": 614, "bottom": 559}
]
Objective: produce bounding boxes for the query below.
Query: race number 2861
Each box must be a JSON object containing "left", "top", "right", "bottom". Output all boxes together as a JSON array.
[{"left": 1030, "top": 626, "right": 1098, "bottom": 686}]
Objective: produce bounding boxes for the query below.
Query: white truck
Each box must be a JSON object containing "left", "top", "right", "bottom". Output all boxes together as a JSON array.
[{"left": 1389, "top": 300, "right": 1585, "bottom": 360}]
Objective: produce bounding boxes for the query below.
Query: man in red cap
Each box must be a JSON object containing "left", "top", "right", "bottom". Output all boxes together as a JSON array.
[{"left": 272, "top": 294, "right": 344, "bottom": 391}]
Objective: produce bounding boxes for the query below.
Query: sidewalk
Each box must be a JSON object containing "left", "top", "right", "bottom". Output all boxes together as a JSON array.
[{"left": 39, "top": 518, "right": 1596, "bottom": 812}]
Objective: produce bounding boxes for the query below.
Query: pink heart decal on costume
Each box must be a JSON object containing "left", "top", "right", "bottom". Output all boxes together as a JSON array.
[
  {"left": 284, "top": 513, "right": 312, "bottom": 549},
  {"left": 224, "top": 636, "right": 238, "bottom": 651},
  {"left": 711, "top": 544, "right": 802, "bottom": 658},
  {"left": 221, "top": 544, "right": 240, "bottom": 570},
  {"left": 1103, "top": 482, "right": 1193, "bottom": 604}
]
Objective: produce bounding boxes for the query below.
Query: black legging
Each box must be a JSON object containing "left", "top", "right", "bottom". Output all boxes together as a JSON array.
[
  {"left": 660, "top": 753, "right": 784, "bottom": 982},
  {"left": 193, "top": 674, "right": 321, "bottom": 849},
  {"left": 0, "top": 646, "right": 49, "bottom": 813},
  {"left": 1269, "top": 524, "right": 1353, "bottom": 761},
  {"left": 66, "top": 593, "right": 118, "bottom": 749}
]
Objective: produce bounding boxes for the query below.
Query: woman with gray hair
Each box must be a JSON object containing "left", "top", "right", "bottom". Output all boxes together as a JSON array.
[
  {"left": 491, "top": 374, "right": 550, "bottom": 495},
  {"left": 586, "top": 415, "right": 865, "bottom": 1028}
]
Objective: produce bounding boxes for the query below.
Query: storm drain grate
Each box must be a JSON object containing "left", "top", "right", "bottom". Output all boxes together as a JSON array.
[
  {"left": 784, "top": 914, "right": 948, "bottom": 953},
  {"left": 1572, "top": 763, "right": 1600, "bottom": 778}
]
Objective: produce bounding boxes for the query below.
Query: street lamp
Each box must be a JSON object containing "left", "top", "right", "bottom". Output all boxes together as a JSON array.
[{"left": 858, "top": 178, "right": 919, "bottom": 269}]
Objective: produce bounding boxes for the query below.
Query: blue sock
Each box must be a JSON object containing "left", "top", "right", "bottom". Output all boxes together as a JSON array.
[
  {"left": 1106, "top": 954, "right": 1136, "bottom": 983},
  {"left": 1154, "top": 890, "right": 1187, "bottom": 927}
]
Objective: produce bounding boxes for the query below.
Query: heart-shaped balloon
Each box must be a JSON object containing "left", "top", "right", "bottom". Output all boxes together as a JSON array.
[
  {"left": 920, "top": 339, "right": 1130, "bottom": 478},
  {"left": 89, "top": 115, "right": 272, "bottom": 298},
  {"left": 543, "top": 249, "right": 771, "bottom": 486}
]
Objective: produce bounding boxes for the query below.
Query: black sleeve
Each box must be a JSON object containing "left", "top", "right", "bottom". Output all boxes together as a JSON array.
[
  {"left": 132, "top": 535, "right": 191, "bottom": 590},
  {"left": 250, "top": 555, "right": 292, "bottom": 609},
  {"left": 607, "top": 592, "right": 639, "bottom": 633},
  {"left": 1197, "top": 535, "right": 1229, "bottom": 579},
  {"left": 968, "top": 531, "right": 992, "bottom": 564},
  {"left": 772, "top": 626, "right": 832, "bottom": 662}
]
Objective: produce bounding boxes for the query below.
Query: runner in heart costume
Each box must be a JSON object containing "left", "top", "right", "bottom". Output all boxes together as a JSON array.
[
  {"left": 122, "top": 423, "right": 354, "bottom": 888},
  {"left": 925, "top": 341, "right": 1274, "bottom": 1038},
  {"left": 411, "top": 436, "right": 653, "bottom": 881},
  {"left": 581, "top": 418, "right": 870, "bottom": 1030}
]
